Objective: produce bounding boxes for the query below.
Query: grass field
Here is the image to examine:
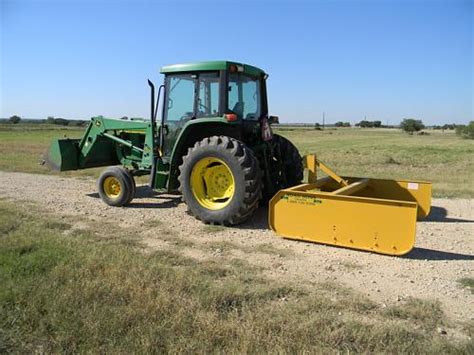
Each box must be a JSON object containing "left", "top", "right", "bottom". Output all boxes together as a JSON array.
[
  {"left": 1, "top": 123, "right": 472, "bottom": 197},
  {"left": 0, "top": 124, "right": 102, "bottom": 178},
  {"left": 276, "top": 127, "right": 473, "bottom": 198},
  {"left": 1, "top": 123, "right": 473, "bottom": 351},
  {"left": 1, "top": 199, "right": 472, "bottom": 353}
]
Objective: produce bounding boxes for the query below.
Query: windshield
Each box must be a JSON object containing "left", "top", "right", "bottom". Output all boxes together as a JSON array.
[{"left": 228, "top": 73, "right": 261, "bottom": 120}]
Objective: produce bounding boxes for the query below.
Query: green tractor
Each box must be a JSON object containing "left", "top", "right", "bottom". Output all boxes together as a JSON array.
[{"left": 48, "top": 61, "right": 303, "bottom": 225}]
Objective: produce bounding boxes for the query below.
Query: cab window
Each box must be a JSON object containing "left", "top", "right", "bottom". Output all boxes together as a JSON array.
[
  {"left": 197, "top": 72, "right": 219, "bottom": 118},
  {"left": 228, "top": 73, "right": 261, "bottom": 120},
  {"left": 165, "top": 74, "right": 195, "bottom": 122}
]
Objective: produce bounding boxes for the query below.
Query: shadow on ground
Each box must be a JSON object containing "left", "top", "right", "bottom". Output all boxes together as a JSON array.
[
  {"left": 86, "top": 186, "right": 182, "bottom": 209},
  {"left": 406, "top": 247, "right": 474, "bottom": 261},
  {"left": 423, "top": 206, "right": 473, "bottom": 223}
]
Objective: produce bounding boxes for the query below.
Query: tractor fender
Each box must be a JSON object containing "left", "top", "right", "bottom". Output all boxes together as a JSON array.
[{"left": 167, "top": 118, "right": 241, "bottom": 192}]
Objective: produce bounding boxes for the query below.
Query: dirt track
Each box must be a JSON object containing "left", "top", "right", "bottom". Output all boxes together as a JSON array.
[{"left": 1, "top": 171, "right": 473, "bottom": 323}]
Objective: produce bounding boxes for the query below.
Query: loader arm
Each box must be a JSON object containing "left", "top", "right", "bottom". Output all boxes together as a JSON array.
[{"left": 47, "top": 116, "right": 157, "bottom": 172}]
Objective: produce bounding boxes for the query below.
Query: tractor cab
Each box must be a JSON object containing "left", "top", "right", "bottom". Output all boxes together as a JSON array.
[{"left": 157, "top": 61, "right": 271, "bottom": 159}]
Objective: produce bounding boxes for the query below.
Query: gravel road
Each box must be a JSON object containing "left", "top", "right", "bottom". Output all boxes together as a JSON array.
[{"left": 1, "top": 171, "right": 472, "bottom": 323}]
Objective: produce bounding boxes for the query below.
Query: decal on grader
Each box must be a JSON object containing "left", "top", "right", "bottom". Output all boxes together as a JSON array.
[{"left": 47, "top": 60, "right": 432, "bottom": 256}]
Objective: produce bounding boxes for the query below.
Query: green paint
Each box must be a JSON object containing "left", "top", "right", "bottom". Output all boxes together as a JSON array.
[
  {"left": 48, "top": 61, "right": 269, "bottom": 192},
  {"left": 161, "top": 60, "right": 265, "bottom": 77}
]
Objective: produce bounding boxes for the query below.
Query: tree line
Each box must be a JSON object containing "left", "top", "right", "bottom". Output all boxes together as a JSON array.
[
  {"left": 6, "top": 115, "right": 88, "bottom": 127},
  {"left": 5, "top": 114, "right": 474, "bottom": 139}
]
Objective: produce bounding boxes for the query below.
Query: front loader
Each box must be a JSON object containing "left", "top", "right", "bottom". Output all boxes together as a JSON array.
[{"left": 47, "top": 60, "right": 431, "bottom": 256}]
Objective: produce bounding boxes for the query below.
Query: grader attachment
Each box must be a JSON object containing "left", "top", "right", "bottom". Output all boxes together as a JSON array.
[{"left": 269, "top": 155, "right": 432, "bottom": 256}]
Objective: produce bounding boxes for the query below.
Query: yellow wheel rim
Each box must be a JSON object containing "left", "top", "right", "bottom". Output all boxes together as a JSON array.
[
  {"left": 103, "top": 176, "right": 122, "bottom": 199},
  {"left": 190, "top": 157, "right": 235, "bottom": 210}
]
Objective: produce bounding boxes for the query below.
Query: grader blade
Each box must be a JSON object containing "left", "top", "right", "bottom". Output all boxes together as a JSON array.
[{"left": 269, "top": 155, "right": 432, "bottom": 256}]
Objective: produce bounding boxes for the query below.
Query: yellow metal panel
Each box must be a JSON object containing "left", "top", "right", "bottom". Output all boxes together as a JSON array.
[
  {"left": 269, "top": 188, "right": 418, "bottom": 256},
  {"left": 349, "top": 178, "right": 432, "bottom": 219},
  {"left": 316, "top": 160, "right": 349, "bottom": 186},
  {"left": 333, "top": 179, "right": 369, "bottom": 195},
  {"left": 304, "top": 155, "right": 318, "bottom": 183}
]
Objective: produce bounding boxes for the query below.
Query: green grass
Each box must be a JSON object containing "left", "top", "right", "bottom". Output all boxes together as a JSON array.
[
  {"left": 0, "top": 124, "right": 101, "bottom": 177},
  {"left": 275, "top": 127, "right": 474, "bottom": 198},
  {"left": 1, "top": 123, "right": 472, "bottom": 197},
  {"left": 457, "top": 278, "right": 474, "bottom": 294},
  {"left": 0, "top": 200, "right": 472, "bottom": 353},
  {"left": 201, "top": 224, "right": 227, "bottom": 233}
]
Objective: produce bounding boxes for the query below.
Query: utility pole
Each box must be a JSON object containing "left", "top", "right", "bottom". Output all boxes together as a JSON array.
[{"left": 323, "top": 112, "right": 325, "bottom": 130}]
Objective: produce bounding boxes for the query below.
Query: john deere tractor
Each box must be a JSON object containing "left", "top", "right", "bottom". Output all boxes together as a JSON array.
[{"left": 48, "top": 61, "right": 303, "bottom": 225}]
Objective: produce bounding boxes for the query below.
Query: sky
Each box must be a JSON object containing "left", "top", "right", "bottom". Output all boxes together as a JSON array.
[{"left": 1, "top": 0, "right": 472, "bottom": 125}]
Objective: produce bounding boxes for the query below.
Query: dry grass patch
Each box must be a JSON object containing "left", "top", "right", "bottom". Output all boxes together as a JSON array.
[{"left": 383, "top": 298, "right": 445, "bottom": 330}]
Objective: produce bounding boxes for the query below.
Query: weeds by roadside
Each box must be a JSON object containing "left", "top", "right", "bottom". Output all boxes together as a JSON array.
[{"left": 457, "top": 278, "right": 474, "bottom": 294}]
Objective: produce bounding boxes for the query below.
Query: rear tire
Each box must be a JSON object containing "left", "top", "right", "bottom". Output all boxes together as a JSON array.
[
  {"left": 179, "top": 136, "right": 262, "bottom": 225},
  {"left": 264, "top": 134, "right": 303, "bottom": 199},
  {"left": 97, "top": 167, "right": 133, "bottom": 207},
  {"left": 274, "top": 134, "right": 303, "bottom": 187}
]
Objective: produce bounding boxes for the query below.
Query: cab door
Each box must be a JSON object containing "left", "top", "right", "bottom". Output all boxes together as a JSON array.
[
  {"left": 162, "top": 74, "right": 196, "bottom": 160},
  {"left": 161, "top": 72, "right": 221, "bottom": 160}
]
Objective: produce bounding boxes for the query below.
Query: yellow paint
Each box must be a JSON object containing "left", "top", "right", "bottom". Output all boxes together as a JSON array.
[
  {"left": 269, "top": 155, "right": 432, "bottom": 256},
  {"left": 190, "top": 157, "right": 235, "bottom": 210},
  {"left": 103, "top": 176, "right": 121, "bottom": 199},
  {"left": 304, "top": 155, "right": 318, "bottom": 183}
]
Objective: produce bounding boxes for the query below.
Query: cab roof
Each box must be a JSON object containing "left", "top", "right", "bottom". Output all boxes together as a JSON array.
[{"left": 160, "top": 60, "right": 266, "bottom": 77}]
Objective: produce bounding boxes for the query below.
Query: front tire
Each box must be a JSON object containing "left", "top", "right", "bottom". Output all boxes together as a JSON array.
[
  {"left": 178, "top": 136, "right": 262, "bottom": 225},
  {"left": 97, "top": 167, "right": 134, "bottom": 207}
]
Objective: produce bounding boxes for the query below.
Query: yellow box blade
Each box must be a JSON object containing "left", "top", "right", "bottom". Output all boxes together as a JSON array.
[{"left": 269, "top": 189, "right": 418, "bottom": 256}]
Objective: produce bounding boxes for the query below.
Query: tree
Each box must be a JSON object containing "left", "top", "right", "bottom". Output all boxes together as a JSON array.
[
  {"left": 68, "top": 120, "right": 87, "bottom": 127},
  {"left": 120, "top": 116, "right": 129, "bottom": 120},
  {"left": 54, "top": 118, "right": 70, "bottom": 126},
  {"left": 335, "top": 121, "right": 344, "bottom": 127},
  {"left": 400, "top": 119, "right": 425, "bottom": 134},
  {"left": 46, "top": 116, "right": 55, "bottom": 124},
  {"left": 9, "top": 115, "right": 21, "bottom": 124},
  {"left": 358, "top": 120, "right": 371, "bottom": 128},
  {"left": 442, "top": 123, "right": 456, "bottom": 130},
  {"left": 343, "top": 122, "right": 351, "bottom": 127},
  {"left": 357, "top": 120, "right": 383, "bottom": 128},
  {"left": 455, "top": 121, "right": 474, "bottom": 139}
]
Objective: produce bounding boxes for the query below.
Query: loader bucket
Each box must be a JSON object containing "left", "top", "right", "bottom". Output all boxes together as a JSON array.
[
  {"left": 269, "top": 155, "right": 432, "bottom": 256},
  {"left": 46, "top": 138, "right": 81, "bottom": 171}
]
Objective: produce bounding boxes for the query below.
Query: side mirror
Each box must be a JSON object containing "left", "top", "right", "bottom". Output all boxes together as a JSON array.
[{"left": 268, "top": 115, "right": 279, "bottom": 124}]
